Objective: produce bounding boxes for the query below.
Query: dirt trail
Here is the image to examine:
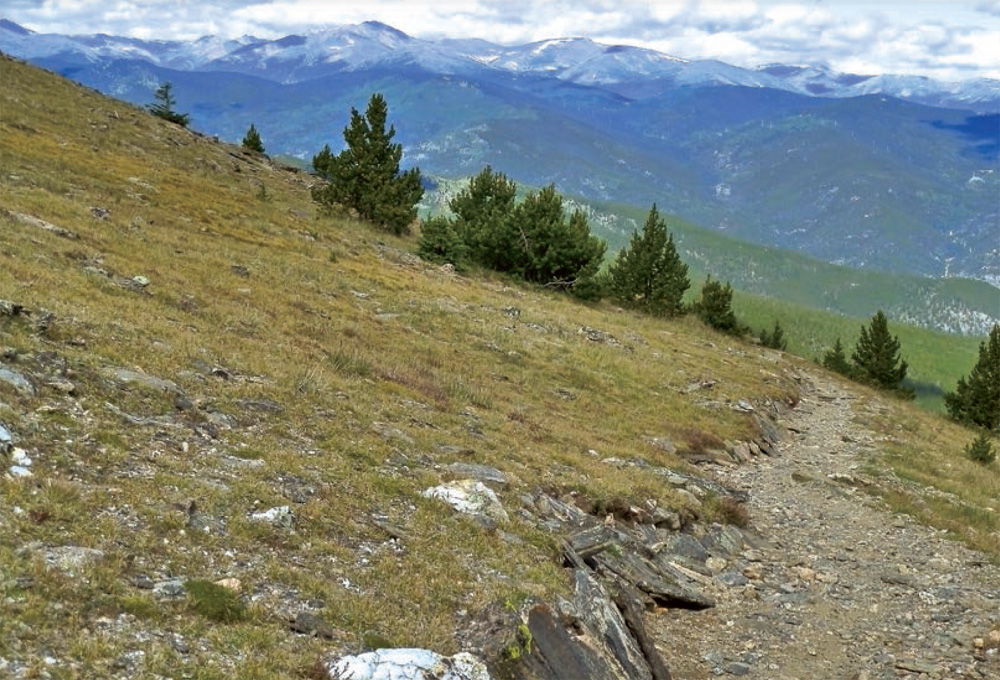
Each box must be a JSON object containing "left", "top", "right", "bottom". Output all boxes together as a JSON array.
[{"left": 651, "top": 371, "right": 1000, "bottom": 680}]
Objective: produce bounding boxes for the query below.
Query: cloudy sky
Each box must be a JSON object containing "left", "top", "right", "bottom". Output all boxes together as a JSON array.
[{"left": 4, "top": 0, "right": 1000, "bottom": 81}]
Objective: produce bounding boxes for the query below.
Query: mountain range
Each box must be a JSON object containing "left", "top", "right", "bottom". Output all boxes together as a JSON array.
[
  {"left": 2, "top": 18, "right": 998, "bottom": 296},
  {"left": 3, "top": 19, "right": 998, "bottom": 111}
]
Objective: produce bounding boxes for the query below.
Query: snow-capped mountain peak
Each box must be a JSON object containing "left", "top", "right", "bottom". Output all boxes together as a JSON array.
[{"left": 1, "top": 18, "right": 996, "bottom": 111}]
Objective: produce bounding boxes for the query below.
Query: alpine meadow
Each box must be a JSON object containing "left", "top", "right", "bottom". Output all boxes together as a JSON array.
[{"left": 1, "top": 11, "right": 999, "bottom": 680}]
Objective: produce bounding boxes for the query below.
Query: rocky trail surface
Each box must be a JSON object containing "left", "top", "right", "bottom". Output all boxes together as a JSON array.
[{"left": 651, "top": 373, "right": 1000, "bottom": 680}]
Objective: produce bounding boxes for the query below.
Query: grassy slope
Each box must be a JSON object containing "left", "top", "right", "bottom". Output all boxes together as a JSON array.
[
  {"left": 428, "top": 185, "right": 988, "bottom": 412},
  {"left": 1, "top": 56, "right": 996, "bottom": 677}
]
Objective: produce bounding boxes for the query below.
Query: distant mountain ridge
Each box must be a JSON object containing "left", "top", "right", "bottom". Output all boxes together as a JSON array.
[
  {"left": 2, "top": 18, "right": 997, "bottom": 292},
  {"left": 2, "top": 19, "right": 997, "bottom": 111}
]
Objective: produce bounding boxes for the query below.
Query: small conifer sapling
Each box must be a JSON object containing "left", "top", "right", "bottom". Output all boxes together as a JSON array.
[
  {"left": 148, "top": 82, "right": 190, "bottom": 127},
  {"left": 965, "top": 430, "right": 996, "bottom": 464},
  {"left": 242, "top": 123, "right": 265, "bottom": 153}
]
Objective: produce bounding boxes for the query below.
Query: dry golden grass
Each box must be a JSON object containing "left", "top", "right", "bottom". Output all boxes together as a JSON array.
[
  {"left": 853, "top": 400, "right": 1000, "bottom": 558},
  {"left": 1, "top": 55, "right": 995, "bottom": 677}
]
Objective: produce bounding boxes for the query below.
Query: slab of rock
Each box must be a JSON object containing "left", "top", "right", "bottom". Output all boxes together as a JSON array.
[
  {"left": 0, "top": 422, "right": 12, "bottom": 453},
  {"left": 445, "top": 463, "right": 508, "bottom": 487},
  {"left": 592, "top": 549, "right": 715, "bottom": 610},
  {"left": 423, "top": 480, "right": 509, "bottom": 524},
  {"left": 511, "top": 601, "right": 632, "bottom": 680},
  {"left": 566, "top": 524, "right": 618, "bottom": 560},
  {"left": 5, "top": 210, "right": 79, "bottom": 239},
  {"left": 612, "top": 583, "right": 674, "bottom": 680},
  {"left": 0, "top": 363, "right": 35, "bottom": 396},
  {"left": 8, "top": 465, "right": 31, "bottom": 478},
  {"left": 328, "top": 648, "right": 492, "bottom": 680},
  {"left": 106, "top": 368, "right": 184, "bottom": 396}
]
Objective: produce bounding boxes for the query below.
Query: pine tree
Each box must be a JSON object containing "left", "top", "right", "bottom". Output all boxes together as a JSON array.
[
  {"left": 450, "top": 166, "right": 518, "bottom": 271},
  {"left": 822, "top": 338, "right": 853, "bottom": 376},
  {"left": 693, "top": 277, "right": 740, "bottom": 334},
  {"left": 851, "top": 310, "right": 908, "bottom": 390},
  {"left": 242, "top": 123, "right": 265, "bottom": 153},
  {"left": 945, "top": 323, "right": 1000, "bottom": 431},
  {"left": 607, "top": 204, "right": 689, "bottom": 316},
  {"left": 510, "top": 185, "right": 606, "bottom": 289},
  {"left": 758, "top": 320, "right": 787, "bottom": 350},
  {"left": 311, "top": 93, "right": 423, "bottom": 235},
  {"left": 964, "top": 430, "right": 997, "bottom": 464},
  {"left": 417, "top": 216, "right": 468, "bottom": 271},
  {"left": 148, "top": 82, "right": 190, "bottom": 127}
]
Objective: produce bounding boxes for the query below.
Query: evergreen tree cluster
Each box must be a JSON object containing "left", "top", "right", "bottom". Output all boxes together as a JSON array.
[
  {"left": 418, "top": 166, "right": 606, "bottom": 296},
  {"left": 821, "top": 311, "right": 911, "bottom": 395},
  {"left": 309, "top": 94, "right": 758, "bottom": 335},
  {"left": 312, "top": 93, "right": 423, "bottom": 235},
  {"left": 945, "top": 323, "right": 1000, "bottom": 432},
  {"left": 758, "top": 320, "right": 788, "bottom": 351}
]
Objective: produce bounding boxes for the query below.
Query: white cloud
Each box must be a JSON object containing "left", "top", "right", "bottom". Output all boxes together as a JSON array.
[
  {"left": 3, "top": 0, "right": 999, "bottom": 79},
  {"left": 976, "top": 0, "right": 1000, "bottom": 17}
]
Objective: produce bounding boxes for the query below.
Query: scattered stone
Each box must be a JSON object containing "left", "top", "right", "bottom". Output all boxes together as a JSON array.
[
  {"left": 90, "top": 206, "right": 110, "bottom": 220},
  {"left": 112, "top": 650, "right": 145, "bottom": 671},
  {"left": 371, "top": 421, "right": 413, "bottom": 445},
  {"left": 229, "top": 265, "right": 250, "bottom": 278},
  {"left": 236, "top": 398, "right": 284, "bottom": 414},
  {"left": 718, "top": 571, "right": 749, "bottom": 587},
  {"left": 45, "top": 378, "right": 76, "bottom": 394},
  {"left": 422, "top": 480, "right": 509, "bottom": 524},
  {"left": 154, "top": 580, "right": 186, "bottom": 597},
  {"left": 327, "top": 648, "right": 492, "bottom": 680},
  {"left": 880, "top": 572, "right": 917, "bottom": 588},
  {"left": 129, "top": 575, "right": 154, "bottom": 589},
  {"left": 0, "top": 300, "right": 27, "bottom": 317},
  {"left": 646, "top": 436, "right": 676, "bottom": 453},
  {"left": 791, "top": 566, "right": 816, "bottom": 581},
  {"left": 169, "top": 635, "right": 190, "bottom": 655},
  {"left": 435, "top": 444, "right": 475, "bottom": 457},
  {"left": 290, "top": 611, "right": 337, "bottom": 639},
  {"left": 706, "top": 556, "right": 727, "bottom": 572},
  {"left": 894, "top": 659, "right": 940, "bottom": 674},
  {"left": 579, "top": 326, "right": 620, "bottom": 345},
  {"left": 214, "top": 577, "right": 242, "bottom": 593},
  {"left": 552, "top": 387, "right": 577, "bottom": 400},
  {"left": 249, "top": 506, "right": 294, "bottom": 528},
  {"left": 43, "top": 546, "right": 104, "bottom": 575},
  {"left": 11, "top": 448, "right": 31, "bottom": 468},
  {"left": 725, "top": 661, "right": 751, "bottom": 676},
  {"left": 686, "top": 378, "right": 718, "bottom": 392}
]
